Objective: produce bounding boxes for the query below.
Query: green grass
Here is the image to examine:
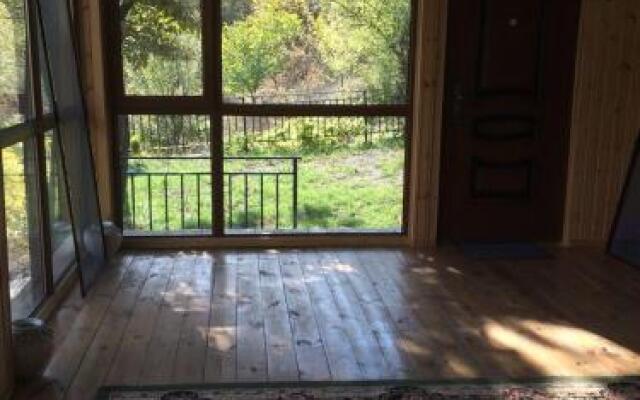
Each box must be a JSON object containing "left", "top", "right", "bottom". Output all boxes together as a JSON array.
[{"left": 124, "top": 145, "right": 404, "bottom": 233}]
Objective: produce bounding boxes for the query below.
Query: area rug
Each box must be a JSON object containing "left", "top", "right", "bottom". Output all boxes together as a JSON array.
[
  {"left": 96, "top": 377, "right": 640, "bottom": 399},
  {"left": 459, "top": 242, "right": 553, "bottom": 260}
]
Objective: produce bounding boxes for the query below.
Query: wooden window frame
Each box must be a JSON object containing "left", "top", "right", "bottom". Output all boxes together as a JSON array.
[
  {"left": 103, "top": 0, "right": 419, "bottom": 244},
  {"left": 0, "top": 0, "right": 90, "bottom": 325}
]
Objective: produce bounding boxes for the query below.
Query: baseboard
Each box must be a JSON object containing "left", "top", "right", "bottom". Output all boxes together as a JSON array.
[{"left": 36, "top": 265, "right": 79, "bottom": 321}]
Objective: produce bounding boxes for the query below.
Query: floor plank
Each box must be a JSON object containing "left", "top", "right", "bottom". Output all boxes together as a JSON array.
[
  {"left": 40, "top": 247, "right": 640, "bottom": 397},
  {"left": 204, "top": 251, "right": 237, "bottom": 383},
  {"left": 312, "top": 251, "right": 390, "bottom": 379},
  {"left": 259, "top": 252, "right": 299, "bottom": 382},
  {"left": 64, "top": 255, "right": 156, "bottom": 399},
  {"left": 280, "top": 252, "right": 332, "bottom": 381},
  {"left": 138, "top": 253, "right": 196, "bottom": 384},
  {"left": 236, "top": 252, "right": 268, "bottom": 382},
  {"left": 172, "top": 252, "right": 214, "bottom": 384},
  {"left": 105, "top": 254, "right": 176, "bottom": 385},
  {"left": 296, "top": 251, "right": 361, "bottom": 381}
]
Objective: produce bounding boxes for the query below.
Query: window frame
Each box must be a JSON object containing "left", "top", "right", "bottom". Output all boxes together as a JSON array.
[
  {"left": 0, "top": 0, "right": 72, "bottom": 319},
  {"left": 104, "top": 0, "right": 419, "bottom": 239}
]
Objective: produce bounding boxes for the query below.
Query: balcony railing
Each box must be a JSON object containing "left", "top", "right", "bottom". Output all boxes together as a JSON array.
[{"left": 124, "top": 156, "right": 300, "bottom": 234}]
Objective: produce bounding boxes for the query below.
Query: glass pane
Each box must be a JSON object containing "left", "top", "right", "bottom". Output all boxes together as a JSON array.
[
  {"left": 2, "top": 140, "right": 44, "bottom": 320},
  {"left": 0, "top": 0, "right": 31, "bottom": 128},
  {"left": 38, "top": 0, "right": 106, "bottom": 291},
  {"left": 121, "top": 0, "right": 203, "bottom": 96},
  {"left": 222, "top": 0, "right": 411, "bottom": 105},
  {"left": 223, "top": 115, "right": 405, "bottom": 234},
  {"left": 45, "top": 129, "right": 76, "bottom": 283},
  {"left": 120, "top": 114, "right": 212, "bottom": 235}
]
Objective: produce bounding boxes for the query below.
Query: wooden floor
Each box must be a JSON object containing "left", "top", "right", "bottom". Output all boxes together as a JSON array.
[{"left": 36, "top": 248, "right": 640, "bottom": 399}]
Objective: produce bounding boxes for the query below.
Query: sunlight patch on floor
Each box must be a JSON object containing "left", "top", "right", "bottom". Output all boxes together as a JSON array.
[{"left": 483, "top": 318, "right": 640, "bottom": 376}]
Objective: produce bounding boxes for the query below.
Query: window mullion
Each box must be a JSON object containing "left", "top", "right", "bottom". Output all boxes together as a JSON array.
[{"left": 27, "top": 0, "right": 54, "bottom": 296}]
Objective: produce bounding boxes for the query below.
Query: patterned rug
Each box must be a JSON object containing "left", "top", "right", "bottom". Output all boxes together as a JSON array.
[{"left": 96, "top": 378, "right": 640, "bottom": 399}]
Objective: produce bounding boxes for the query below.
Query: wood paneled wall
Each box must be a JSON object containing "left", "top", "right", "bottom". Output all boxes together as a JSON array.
[
  {"left": 75, "top": 0, "right": 114, "bottom": 221},
  {"left": 563, "top": 0, "right": 640, "bottom": 246},
  {"left": 409, "top": 0, "right": 448, "bottom": 249},
  {"left": 74, "top": 0, "right": 640, "bottom": 248}
]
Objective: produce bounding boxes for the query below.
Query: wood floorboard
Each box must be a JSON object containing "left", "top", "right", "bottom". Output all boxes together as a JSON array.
[
  {"left": 172, "top": 252, "right": 214, "bottom": 384},
  {"left": 259, "top": 252, "right": 299, "bottom": 382},
  {"left": 280, "top": 251, "right": 332, "bottom": 381},
  {"left": 236, "top": 252, "right": 268, "bottom": 382},
  {"left": 40, "top": 247, "right": 640, "bottom": 398},
  {"left": 296, "top": 251, "right": 361, "bottom": 381},
  {"left": 138, "top": 253, "right": 196, "bottom": 384},
  {"left": 313, "top": 251, "right": 392, "bottom": 380},
  {"left": 105, "top": 254, "right": 176, "bottom": 385},
  {"left": 64, "top": 255, "right": 156, "bottom": 399},
  {"left": 204, "top": 251, "right": 237, "bottom": 383}
]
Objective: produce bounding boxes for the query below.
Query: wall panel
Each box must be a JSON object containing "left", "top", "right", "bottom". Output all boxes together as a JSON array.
[
  {"left": 75, "top": 0, "right": 114, "bottom": 221},
  {"left": 409, "top": 0, "right": 448, "bottom": 248},
  {"left": 564, "top": 0, "right": 640, "bottom": 246}
]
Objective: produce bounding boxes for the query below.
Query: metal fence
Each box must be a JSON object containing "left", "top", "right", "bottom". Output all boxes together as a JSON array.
[{"left": 124, "top": 156, "right": 300, "bottom": 233}]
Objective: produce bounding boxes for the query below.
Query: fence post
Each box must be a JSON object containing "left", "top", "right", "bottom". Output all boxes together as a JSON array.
[
  {"left": 293, "top": 158, "right": 298, "bottom": 230},
  {"left": 242, "top": 97, "right": 248, "bottom": 152},
  {"left": 363, "top": 91, "right": 369, "bottom": 144}
]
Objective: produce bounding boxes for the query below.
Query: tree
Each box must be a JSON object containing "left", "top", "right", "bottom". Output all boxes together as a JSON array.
[
  {"left": 315, "top": 0, "right": 411, "bottom": 101},
  {"left": 221, "top": 0, "right": 252, "bottom": 24},
  {"left": 222, "top": 4, "right": 302, "bottom": 97},
  {"left": 120, "top": 0, "right": 200, "bottom": 69},
  {"left": 120, "top": 0, "right": 202, "bottom": 95},
  {"left": 0, "top": 0, "right": 27, "bottom": 128}
]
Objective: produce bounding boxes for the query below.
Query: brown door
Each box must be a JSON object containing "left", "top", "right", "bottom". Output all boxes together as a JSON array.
[{"left": 439, "top": 0, "right": 581, "bottom": 242}]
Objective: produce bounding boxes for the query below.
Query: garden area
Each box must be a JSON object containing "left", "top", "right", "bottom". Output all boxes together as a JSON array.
[{"left": 119, "top": 0, "right": 412, "bottom": 234}]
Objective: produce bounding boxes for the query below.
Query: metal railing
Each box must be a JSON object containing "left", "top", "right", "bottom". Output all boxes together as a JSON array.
[
  {"left": 124, "top": 156, "right": 300, "bottom": 233},
  {"left": 124, "top": 106, "right": 405, "bottom": 155}
]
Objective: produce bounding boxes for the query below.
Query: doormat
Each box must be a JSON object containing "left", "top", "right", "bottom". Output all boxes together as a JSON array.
[
  {"left": 96, "top": 377, "right": 640, "bottom": 399},
  {"left": 460, "top": 242, "right": 553, "bottom": 260}
]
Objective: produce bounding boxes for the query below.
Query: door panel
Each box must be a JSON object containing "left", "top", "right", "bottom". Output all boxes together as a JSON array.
[{"left": 440, "top": 0, "right": 581, "bottom": 242}]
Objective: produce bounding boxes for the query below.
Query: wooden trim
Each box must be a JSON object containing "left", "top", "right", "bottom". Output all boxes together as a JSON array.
[
  {"left": 36, "top": 264, "right": 79, "bottom": 321},
  {"left": 0, "top": 154, "right": 15, "bottom": 399},
  {"left": 102, "top": 1, "right": 418, "bottom": 242},
  {"left": 123, "top": 235, "right": 410, "bottom": 250},
  {"left": 408, "top": 0, "right": 449, "bottom": 249},
  {"left": 75, "top": 0, "right": 115, "bottom": 221},
  {"left": 28, "top": 0, "right": 55, "bottom": 296},
  {"left": 0, "top": 123, "right": 35, "bottom": 148}
]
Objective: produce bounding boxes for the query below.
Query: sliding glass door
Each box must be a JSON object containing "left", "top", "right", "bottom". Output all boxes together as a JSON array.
[{"left": 107, "top": 0, "right": 416, "bottom": 237}]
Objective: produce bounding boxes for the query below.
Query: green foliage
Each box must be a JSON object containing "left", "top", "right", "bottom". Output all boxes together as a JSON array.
[
  {"left": 124, "top": 147, "right": 404, "bottom": 232},
  {"left": 121, "top": 0, "right": 200, "bottom": 69},
  {"left": 119, "top": 0, "right": 411, "bottom": 101},
  {"left": 224, "top": 117, "right": 403, "bottom": 156},
  {"left": 0, "top": 0, "right": 27, "bottom": 128},
  {"left": 222, "top": 4, "right": 302, "bottom": 96},
  {"left": 221, "top": 0, "right": 252, "bottom": 24},
  {"left": 315, "top": 0, "right": 411, "bottom": 101}
]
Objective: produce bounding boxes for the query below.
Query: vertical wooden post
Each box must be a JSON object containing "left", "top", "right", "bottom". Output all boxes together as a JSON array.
[
  {"left": 0, "top": 154, "right": 15, "bottom": 399},
  {"left": 408, "top": 0, "right": 448, "bottom": 249},
  {"left": 74, "top": 0, "right": 115, "bottom": 222}
]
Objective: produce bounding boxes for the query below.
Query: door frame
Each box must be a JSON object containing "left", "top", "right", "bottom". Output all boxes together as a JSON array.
[{"left": 437, "top": 0, "right": 582, "bottom": 244}]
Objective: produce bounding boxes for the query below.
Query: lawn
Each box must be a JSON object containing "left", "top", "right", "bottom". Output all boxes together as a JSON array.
[{"left": 124, "top": 144, "right": 405, "bottom": 233}]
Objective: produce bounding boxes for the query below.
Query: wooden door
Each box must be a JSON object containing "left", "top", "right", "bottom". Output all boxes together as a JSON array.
[{"left": 440, "top": 0, "right": 581, "bottom": 242}]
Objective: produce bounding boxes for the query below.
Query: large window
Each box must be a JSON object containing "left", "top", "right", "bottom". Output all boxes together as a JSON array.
[
  {"left": 0, "top": 0, "right": 77, "bottom": 319},
  {"left": 110, "top": 0, "right": 415, "bottom": 237},
  {"left": 2, "top": 140, "right": 44, "bottom": 320}
]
